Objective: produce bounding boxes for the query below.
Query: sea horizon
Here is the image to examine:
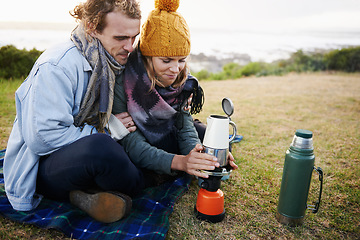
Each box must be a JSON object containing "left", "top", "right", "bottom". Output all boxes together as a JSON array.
[{"left": 1, "top": 21, "right": 359, "bottom": 65}]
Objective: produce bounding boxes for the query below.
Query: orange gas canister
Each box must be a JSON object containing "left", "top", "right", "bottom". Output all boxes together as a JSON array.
[
  {"left": 194, "top": 176, "right": 226, "bottom": 223},
  {"left": 196, "top": 188, "right": 224, "bottom": 215}
]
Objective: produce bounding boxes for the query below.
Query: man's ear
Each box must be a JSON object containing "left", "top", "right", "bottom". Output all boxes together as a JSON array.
[{"left": 87, "top": 22, "right": 97, "bottom": 37}]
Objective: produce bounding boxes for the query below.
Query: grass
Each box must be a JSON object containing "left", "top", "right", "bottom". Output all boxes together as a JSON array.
[
  {"left": 0, "top": 79, "right": 19, "bottom": 149},
  {"left": 1, "top": 72, "right": 360, "bottom": 239},
  {"left": 169, "top": 72, "right": 360, "bottom": 239}
]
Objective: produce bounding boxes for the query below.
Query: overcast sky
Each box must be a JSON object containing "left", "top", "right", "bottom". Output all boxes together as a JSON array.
[{"left": 1, "top": 0, "right": 360, "bottom": 31}]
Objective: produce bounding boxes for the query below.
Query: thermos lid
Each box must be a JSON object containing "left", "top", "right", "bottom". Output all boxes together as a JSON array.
[
  {"left": 291, "top": 129, "right": 313, "bottom": 149},
  {"left": 295, "top": 129, "right": 313, "bottom": 139}
]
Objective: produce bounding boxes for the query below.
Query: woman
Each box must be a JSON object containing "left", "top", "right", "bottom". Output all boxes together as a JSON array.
[{"left": 112, "top": 0, "right": 237, "bottom": 185}]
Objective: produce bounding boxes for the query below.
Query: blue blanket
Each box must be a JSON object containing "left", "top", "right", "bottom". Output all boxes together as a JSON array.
[{"left": 0, "top": 149, "right": 192, "bottom": 239}]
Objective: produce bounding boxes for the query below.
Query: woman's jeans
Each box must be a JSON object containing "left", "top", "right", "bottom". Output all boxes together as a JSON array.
[{"left": 36, "top": 133, "right": 144, "bottom": 201}]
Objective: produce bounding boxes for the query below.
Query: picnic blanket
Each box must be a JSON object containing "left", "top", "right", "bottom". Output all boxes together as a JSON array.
[{"left": 0, "top": 148, "right": 192, "bottom": 239}]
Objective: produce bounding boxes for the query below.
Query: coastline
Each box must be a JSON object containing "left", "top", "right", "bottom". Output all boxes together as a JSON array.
[{"left": 1, "top": 21, "right": 359, "bottom": 72}]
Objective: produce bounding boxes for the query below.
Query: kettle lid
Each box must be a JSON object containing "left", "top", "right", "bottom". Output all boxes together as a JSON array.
[{"left": 222, "top": 98, "right": 234, "bottom": 117}]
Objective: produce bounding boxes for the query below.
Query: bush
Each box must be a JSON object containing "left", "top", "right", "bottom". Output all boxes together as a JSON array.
[
  {"left": 209, "top": 72, "right": 225, "bottom": 80},
  {"left": 288, "top": 50, "right": 326, "bottom": 72},
  {"left": 222, "top": 62, "right": 243, "bottom": 79},
  {"left": 194, "top": 69, "right": 211, "bottom": 80},
  {"left": 325, "top": 46, "right": 360, "bottom": 72},
  {"left": 240, "top": 62, "right": 264, "bottom": 76},
  {"left": 0, "top": 45, "right": 42, "bottom": 79},
  {"left": 256, "top": 62, "right": 286, "bottom": 77}
]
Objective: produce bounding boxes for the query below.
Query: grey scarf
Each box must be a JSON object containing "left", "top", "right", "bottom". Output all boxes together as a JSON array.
[{"left": 71, "top": 24, "right": 124, "bottom": 132}]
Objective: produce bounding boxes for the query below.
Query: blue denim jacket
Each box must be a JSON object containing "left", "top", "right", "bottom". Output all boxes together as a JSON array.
[{"left": 4, "top": 41, "right": 98, "bottom": 211}]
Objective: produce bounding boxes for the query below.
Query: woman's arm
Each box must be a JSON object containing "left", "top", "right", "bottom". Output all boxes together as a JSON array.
[
  {"left": 120, "top": 129, "right": 175, "bottom": 175},
  {"left": 176, "top": 109, "right": 201, "bottom": 155}
]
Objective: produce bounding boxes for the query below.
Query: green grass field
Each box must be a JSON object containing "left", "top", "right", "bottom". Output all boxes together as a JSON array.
[{"left": 1, "top": 72, "right": 359, "bottom": 239}]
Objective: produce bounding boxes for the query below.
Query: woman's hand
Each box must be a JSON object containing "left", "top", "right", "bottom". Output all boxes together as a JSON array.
[
  {"left": 183, "top": 93, "right": 193, "bottom": 111},
  {"left": 114, "top": 112, "right": 136, "bottom": 132},
  {"left": 171, "top": 144, "right": 220, "bottom": 178},
  {"left": 228, "top": 152, "right": 238, "bottom": 170}
]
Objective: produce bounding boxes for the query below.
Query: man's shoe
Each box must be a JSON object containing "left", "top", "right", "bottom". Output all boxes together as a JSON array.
[{"left": 69, "top": 190, "right": 132, "bottom": 223}]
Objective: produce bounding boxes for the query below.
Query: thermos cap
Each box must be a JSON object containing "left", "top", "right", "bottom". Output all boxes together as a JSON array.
[
  {"left": 295, "top": 129, "right": 313, "bottom": 139},
  {"left": 291, "top": 129, "right": 313, "bottom": 149}
]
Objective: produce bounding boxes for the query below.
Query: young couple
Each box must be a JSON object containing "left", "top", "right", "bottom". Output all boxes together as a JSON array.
[{"left": 4, "top": 0, "right": 237, "bottom": 223}]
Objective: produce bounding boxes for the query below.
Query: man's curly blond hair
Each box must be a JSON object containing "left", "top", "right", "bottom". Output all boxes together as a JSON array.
[{"left": 70, "top": 0, "right": 141, "bottom": 34}]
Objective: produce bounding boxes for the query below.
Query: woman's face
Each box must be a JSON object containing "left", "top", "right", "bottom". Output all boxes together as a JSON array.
[{"left": 152, "top": 56, "right": 187, "bottom": 87}]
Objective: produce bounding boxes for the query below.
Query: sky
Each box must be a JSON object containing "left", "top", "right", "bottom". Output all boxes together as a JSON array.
[
  {"left": 1, "top": 0, "right": 359, "bottom": 63},
  {"left": 1, "top": 0, "right": 360, "bottom": 32}
]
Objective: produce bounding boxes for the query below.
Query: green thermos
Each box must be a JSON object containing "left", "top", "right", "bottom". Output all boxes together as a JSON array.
[{"left": 276, "top": 129, "right": 323, "bottom": 226}]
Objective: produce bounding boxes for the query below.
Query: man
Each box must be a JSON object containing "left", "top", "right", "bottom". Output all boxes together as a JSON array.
[{"left": 4, "top": 0, "right": 143, "bottom": 223}]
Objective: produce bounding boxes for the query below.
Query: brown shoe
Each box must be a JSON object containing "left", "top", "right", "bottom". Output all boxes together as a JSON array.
[{"left": 69, "top": 190, "right": 132, "bottom": 223}]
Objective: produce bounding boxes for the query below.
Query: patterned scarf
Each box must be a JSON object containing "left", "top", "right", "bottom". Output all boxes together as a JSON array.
[
  {"left": 71, "top": 24, "right": 124, "bottom": 132},
  {"left": 123, "top": 48, "right": 203, "bottom": 148}
]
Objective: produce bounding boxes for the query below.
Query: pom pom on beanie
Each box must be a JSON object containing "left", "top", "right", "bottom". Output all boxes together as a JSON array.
[{"left": 155, "top": 0, "right": 179, "bottom": 12}]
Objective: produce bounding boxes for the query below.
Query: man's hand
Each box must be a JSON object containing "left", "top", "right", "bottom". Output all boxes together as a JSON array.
[{"left": 114, "top": 112, "right": 136, "bottom": 132}]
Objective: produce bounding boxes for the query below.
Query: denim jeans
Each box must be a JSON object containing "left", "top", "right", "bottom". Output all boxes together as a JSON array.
[
  {"left": 36, "top": 133, "right": 144, "bottom": 201},
  {"left": 36, "top": 120, "right": 207, "bottom": 201}
]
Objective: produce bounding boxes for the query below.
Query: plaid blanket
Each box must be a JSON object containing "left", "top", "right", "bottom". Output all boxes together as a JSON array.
[{"left": 0, "top": 149, "right": 192, "bottom": 239}]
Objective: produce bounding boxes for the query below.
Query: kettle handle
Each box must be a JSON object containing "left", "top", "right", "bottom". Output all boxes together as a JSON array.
[
  {"left": 229, "top": 121, "right": 237, "bottom": 143},
  {"left": 307, "top": 166, "right": 323, "bottom": 214}
]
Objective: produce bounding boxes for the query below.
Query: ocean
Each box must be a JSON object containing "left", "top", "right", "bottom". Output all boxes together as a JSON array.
[
  {"left": 190, "top": 28, "right": 360, "bottom": 62},
  {"left": 1, "top": 25, "right": 359, "bottom": 64}
]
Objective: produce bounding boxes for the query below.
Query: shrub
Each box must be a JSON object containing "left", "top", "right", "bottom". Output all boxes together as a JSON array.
[
  {"left": 194, "top": 69, "right": 211, "bottom": 80},
  {"left": 286, "top": 50, "right": 326, "bottom": 72},
  {"left": 325, "top": 47, "right": 360, "bottom": 72},
  {"left": 0, "top": 45, "right": 42, "bottom": 79},
  {"left": 256, "top": 62, "right": 286, "bottom": 77},
  {"left": 240, "top": 62, "right": 264, "bottom": 76},
  {"left": 222, "top": 62, "right": 243, "bottom": 79},
  {"left": 209, "top": 72, "right": 225, "bottom": 80}
]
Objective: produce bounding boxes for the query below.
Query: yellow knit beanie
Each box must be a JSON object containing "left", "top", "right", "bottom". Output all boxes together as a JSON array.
[{"left": 140, "top": 0, "right": 191, "bottom": 57}]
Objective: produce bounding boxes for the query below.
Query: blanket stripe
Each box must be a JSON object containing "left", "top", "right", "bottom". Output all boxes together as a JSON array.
[{"left": 0, "top": 149, "right": 192, "bottom": 239}]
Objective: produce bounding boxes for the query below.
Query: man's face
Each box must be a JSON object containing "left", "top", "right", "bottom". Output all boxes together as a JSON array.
[{"left": 92, "top": 11, "right": 140, "bottom": 65}]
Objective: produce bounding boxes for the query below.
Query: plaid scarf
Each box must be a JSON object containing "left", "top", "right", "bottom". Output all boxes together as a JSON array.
[
  {"left": 123, "top": 48, "right": 203, "bottom": 147},
  {"left": 71, "top": 24, "right": 124, "bottom": 132}
]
